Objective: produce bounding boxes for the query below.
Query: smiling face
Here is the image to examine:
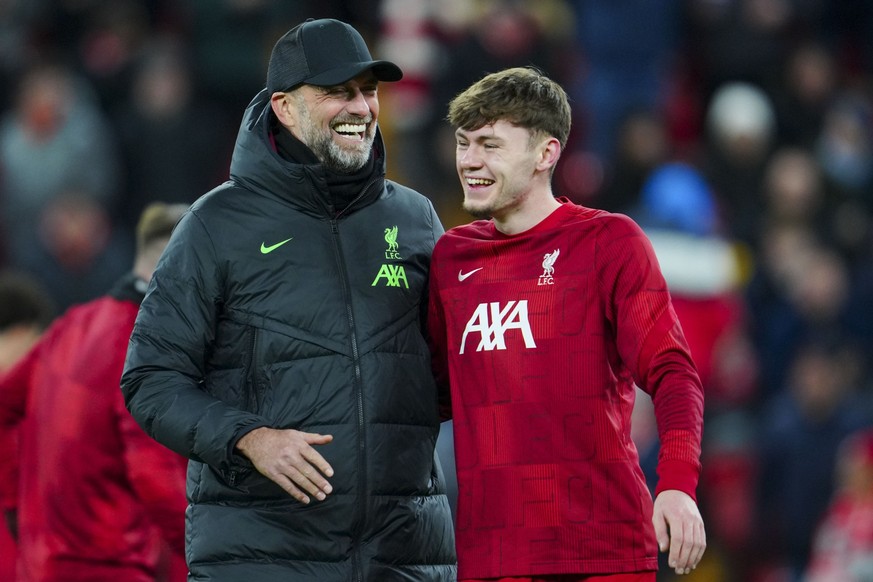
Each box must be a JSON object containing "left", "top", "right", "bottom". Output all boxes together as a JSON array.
[
  {"left": 455, "top": 120, "right": 549, "bottom": 222},
  {"left": 272, "top": 72, "right": 379, "bottom": 173}
]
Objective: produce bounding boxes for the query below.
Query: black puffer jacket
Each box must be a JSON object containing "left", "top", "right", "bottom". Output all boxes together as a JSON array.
[{"left": 121, "top": 89, "right": 456, "bottom": 581}]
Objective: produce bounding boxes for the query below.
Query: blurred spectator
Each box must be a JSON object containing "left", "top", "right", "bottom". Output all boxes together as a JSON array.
[
  {"left": 0, "top": 202, "right": 189, "bottom": 582},
  {"left": 682, "top": 0, "right": 795, "bottom": 98},
  {"left": 701, "top": 81, "right": 777, "bottom": 245},
  {"left": 757, "top": 147, "right": 831, "bottom": 249},
  {"left": 633, "top": 162, "right": 759, "bottom": 580},
  {"left": 595, "top": 108, "right": 672, "bottom": 214},
  {"left": 696, "top": 410, "right": 759, "bottom": 582},
  {"left": 113, "top": 35, "right": 227, "bottom": 233},
  {"left": 805, "top": 428, "right": 873, "bottom": 582},
  {"left": 772, "top": 42, "right": 838, "bottom": 150},
  {"left": 376, "top": 0, "right": 455, "bottom": 195},
  {"left": 0, "top": 272, "right": 54, "bottom": 582},
  {"left": 0, "top": 272, "right": 54, "bottom": 372},
  {"left": 570, "top": 0, "right": 681, "bottom": 160},
  {"left": 816, "top": 94, "right": 873, "bottom": 199},
  {"left": 23, "top": 192, "right": 131, "bottom": 312},
  {"left": 756, "top": 335, "right": 873, "bottom": 580},
  {"left": 0, "top": 61, "right": 121, "bottom": 273},
  {"left": 746, "top": 232, "right": 863, "bottom": 402},
  {"left": 176, "top": 0, "right": 307, "bottom": 120},
  {"left": 754, "top": 146, "right": 873, "bottom": 354},
  {"left": 755, "top": 143, "right": 873, "bottom": 303},
  {"left": 0, "top": 1, "right": 46, "bottom": 112},
  {"left": 633, "top": 162, "right": 755, "bottom": 402},
  {"left": 74, "top": 0, "right": 153, "bottom": 110}
]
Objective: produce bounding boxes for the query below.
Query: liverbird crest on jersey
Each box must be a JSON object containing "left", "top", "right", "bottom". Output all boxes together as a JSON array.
[
  {"left": 384, "top": 226, "right": 401, "bottom": 259},
  {"left": 538, "top": 248, "right": 560, "bottom": 286}
]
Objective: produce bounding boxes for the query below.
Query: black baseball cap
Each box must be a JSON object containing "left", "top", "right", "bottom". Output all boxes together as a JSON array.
[{"left": 266, "top": 18, "right": 403, "bottom": 93}]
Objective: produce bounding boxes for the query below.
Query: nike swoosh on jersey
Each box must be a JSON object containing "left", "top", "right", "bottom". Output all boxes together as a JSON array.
[
  {"left": 458, "top": 267, "right": 483, "bottom": 281},
  {"left": 260, "top": 237, "right": 293, "bottom": 254}
]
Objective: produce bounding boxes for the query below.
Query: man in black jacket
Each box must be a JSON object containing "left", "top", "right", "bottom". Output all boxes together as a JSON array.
[{"left": 121, "top": 18, "right": 456, "bottom": 581}]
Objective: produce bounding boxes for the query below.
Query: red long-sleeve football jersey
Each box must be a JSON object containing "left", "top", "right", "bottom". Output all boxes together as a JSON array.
[
  {"left": 0, "top": 289, "right": 188, "bottom": 582},
  {"left": 428, "top": 200, "right": 704, "bottom": 579}
]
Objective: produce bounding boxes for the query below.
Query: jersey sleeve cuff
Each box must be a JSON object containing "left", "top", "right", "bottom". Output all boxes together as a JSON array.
[{"left": 655, "top": 458, "right": 700, "bottom": 502}]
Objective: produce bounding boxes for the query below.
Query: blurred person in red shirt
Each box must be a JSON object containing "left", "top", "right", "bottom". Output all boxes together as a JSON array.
[
  {"left": 805, "top": 428, "right": 873, "bottom": 582},
  {"left": 756, "top": 333, "right": 872, "bottom": 579},
  {"left": 0, "top": 273, "right": 55, "bottom": 582},
  {"left": 631, "top": 162, "right": 760, "bottom": 579},
  {"left": 428, "top": 67, "right": 706, "bottom": 581},
  {"left": 0, "top": 202, "right": 189, "bottom": 582}
]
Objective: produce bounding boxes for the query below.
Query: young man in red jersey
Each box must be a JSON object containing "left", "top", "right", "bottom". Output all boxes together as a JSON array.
[
  {"left": 0, "top": 272, "right": 54, "bottom": 582},
  {"left": 428, "top": 67, "right": 706, "bottom": 581},
  {"left": 0, "top": 203, "right": 189, "bottom": 581}
]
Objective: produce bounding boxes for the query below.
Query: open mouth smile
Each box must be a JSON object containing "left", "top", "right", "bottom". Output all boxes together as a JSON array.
[
  {"left": 466, "top": 177, "right": 495, "bottom": 188},
  {"left": 333, "top": 122, "right": 367, "bottom": 141}
]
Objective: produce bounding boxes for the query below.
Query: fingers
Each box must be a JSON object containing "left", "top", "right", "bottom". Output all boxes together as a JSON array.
[
  {"left": 667, "top": 518, "right": 706, "bottom": 575},
  {"left": 297, "top": 461, "right": 333, "bottom": 499},
  {"left": 301, "top": 431, "right": 334, "bottom": 446},
  {"left": 242, "top": 428, "right": 336, "bottom": 504},
  {"left": 301, "top": 445, "right": 334, "bottom": 479},
  {"left": 653, "top": 490, "right": 707, "bottom": 575},
  {"left": 653, "top": 510, "right": 669, "bottom": 552},
  {"left": 284, "top": 465, "right": 332, "bottom": 504},
  {"left": 689, "top": 519, "right": 707, "bottom": 571},
  {"left": 275, "top": 473, "right": 310, "bottom": 504},
  {"left": 274, "top": 436, "right": 334, "bottom": 504},
  {"left": 266, "top": 460, "right": 333, "bottom": 504},
  {"left": 667, "top": 519, "right": 689, "bottom": 575}
]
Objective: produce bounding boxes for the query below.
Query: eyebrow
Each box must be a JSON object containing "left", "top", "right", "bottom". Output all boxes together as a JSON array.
[{"left": 455, "top": 128, "right": 504, "bottom": 143}]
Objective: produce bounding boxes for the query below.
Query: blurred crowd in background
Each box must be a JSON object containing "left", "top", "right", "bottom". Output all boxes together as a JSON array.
[{"left": 1, "top": 0, "right": 873, "bottom": 581}]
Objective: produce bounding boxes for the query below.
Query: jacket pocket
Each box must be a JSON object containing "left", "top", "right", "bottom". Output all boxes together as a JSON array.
[{"left": 244, "top": 326, "right": 265, "bottom": 414}]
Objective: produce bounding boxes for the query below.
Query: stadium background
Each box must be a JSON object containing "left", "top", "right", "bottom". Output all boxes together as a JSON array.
[{"left": 1, "top": 1, "right": 873, "bottom": 580}]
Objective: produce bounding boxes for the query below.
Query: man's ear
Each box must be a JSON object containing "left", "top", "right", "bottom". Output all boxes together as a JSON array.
[
  {"left": 537, "top": 137, "right": 562, "bottom": 172},
  {"left": 270, "top": 92, "right": 294, "bottom": 128}
]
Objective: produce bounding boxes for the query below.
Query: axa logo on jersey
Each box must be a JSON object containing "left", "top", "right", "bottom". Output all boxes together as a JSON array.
[{"left": 459, "top": 300, "right": 536, "bottom": 354}]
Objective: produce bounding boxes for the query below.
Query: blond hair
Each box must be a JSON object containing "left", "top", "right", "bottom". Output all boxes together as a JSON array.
[{"left": 136, "top": 202, "right": 188, "bottom": 255}]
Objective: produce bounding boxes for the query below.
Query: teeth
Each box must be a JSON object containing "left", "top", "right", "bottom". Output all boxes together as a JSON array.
[
  {"left": 334, "top": 123, "right": 366, "bottom": 134},
  {"left": 467, "top": 178, "right": 494, "bottom": 186}
]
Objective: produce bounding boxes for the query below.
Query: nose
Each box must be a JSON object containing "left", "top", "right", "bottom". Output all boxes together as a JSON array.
[
  {"left": 347, "top": 90, "right": 371, "bottom": 116},
  {"left": 457, "top": 145, "right": 482, "bottom": 169}
]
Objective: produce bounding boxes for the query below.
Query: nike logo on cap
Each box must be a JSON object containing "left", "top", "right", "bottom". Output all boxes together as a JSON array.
[
  {"left": 260, "top": 237, "right": 293, "bottom": 254},
  {"left": 458, "top": 267, "right": 483, "bottom": 282}
]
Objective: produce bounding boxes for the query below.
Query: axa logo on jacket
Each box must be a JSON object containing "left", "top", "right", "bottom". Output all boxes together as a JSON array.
[{"left": 372, "top": 224, "right": 408, "bottom": 288}]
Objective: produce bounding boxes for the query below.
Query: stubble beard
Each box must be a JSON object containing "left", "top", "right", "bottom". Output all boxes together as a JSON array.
[
  {"left": 462, "top": 180, "right": 531, "bottom": 222},
  {"left": 295, "top": 96, "right": 374, "bottom": 173},
  {"left": 462, "top": 198, "right": 493, "bottom": 220}
]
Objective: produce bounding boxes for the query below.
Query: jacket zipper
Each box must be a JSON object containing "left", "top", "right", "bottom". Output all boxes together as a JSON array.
[{"left": 330, "top": 217, "right": 366, "bottom": 582}]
